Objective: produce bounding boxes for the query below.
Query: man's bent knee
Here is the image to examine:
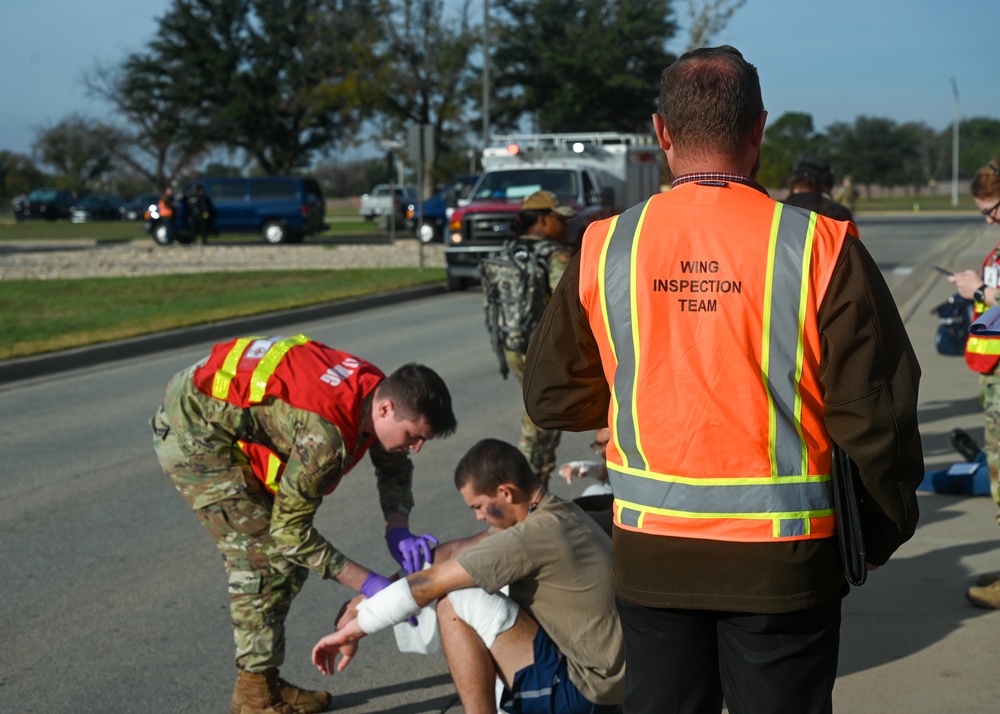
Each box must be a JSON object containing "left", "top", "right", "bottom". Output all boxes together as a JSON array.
[{"left": 440, "top": 588, "right": 519, "bottom": 648}]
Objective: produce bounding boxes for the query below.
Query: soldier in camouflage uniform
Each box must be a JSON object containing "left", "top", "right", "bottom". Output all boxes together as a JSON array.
[
  {"left": 947, "top": 159, "right": 1000, "bottom": 608},
  {"left": 504, "top": 191, "right": 574, "bottom": 487},
  {"left": 152, "top": 336, "right": 456, "bottom": 714}
]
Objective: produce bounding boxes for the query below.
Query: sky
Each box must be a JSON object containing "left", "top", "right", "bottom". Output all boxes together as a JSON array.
[{"left": 1, "top": 0, "right": 996, "bottom": 162}]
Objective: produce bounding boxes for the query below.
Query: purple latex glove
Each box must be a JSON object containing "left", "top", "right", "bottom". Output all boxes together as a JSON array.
[
  {"left": 359, "top": 571, "right": 418, "bottom": 627},
  {"left": 359, "top": 571, "right": 392, "bottom": 599},
  {"left": 385, "top": 528, "right": 439, "bottom": 575}
]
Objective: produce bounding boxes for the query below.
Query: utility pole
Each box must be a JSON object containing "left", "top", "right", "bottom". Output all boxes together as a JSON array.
[
  {"left": 482, "top": 0, "right": 490, "bottom": 163},
  {"left": 951, "top": 77, "right": 960, "bottom": 207}
]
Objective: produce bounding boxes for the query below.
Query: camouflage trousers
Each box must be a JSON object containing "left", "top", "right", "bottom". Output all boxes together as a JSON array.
[
  {"left": 982, "top": 374, "right": 1000, "bottom": 526},
  {"left": 152, "top": 405, "right": 308, "bottom": 672},
  {"left": 505, "top": 349, "right": 561, "bottom": 488}
]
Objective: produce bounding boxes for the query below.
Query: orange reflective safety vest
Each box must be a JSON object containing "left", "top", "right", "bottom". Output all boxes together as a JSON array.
[
  {"left": 578, "top": 182, "right": 850, "bottom": 543},
  {"left": 158, "top": 198, "right": 174, "bottom": 218},
  {"left": 191, "top": 335, "right": 384, "bottom": 493},
  {"left": 964, "top": 246, "right": 1000, "bottom": 374}
]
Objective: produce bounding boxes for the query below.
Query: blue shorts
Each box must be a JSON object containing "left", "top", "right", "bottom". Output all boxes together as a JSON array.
[{"left": 499, "top": 627, "right": 615, "bottom": 714}]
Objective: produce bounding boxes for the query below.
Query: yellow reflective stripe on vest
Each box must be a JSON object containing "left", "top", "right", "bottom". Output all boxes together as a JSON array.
[
  {"left": 213, "top": 337, "right": 256, "bottom": 400},
  {"left": 248, "top": 334, "right": 311, "bottom": 403},
  {"left": 236, "top": 440, "right": 285, "bottom": 493},
  {"left": 967, "top": 335, "right": 1000, "bottom": 355},
  {"left": 601, "top": 201, "right": 833, "bottom": 534},
  {"left": 600, "top": 201, "right": 652, "bottom": 472}
]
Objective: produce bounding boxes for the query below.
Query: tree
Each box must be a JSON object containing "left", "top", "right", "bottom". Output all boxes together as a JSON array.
[
  {"left": 144, "top": 0, "right": 380, "bottom": 175},
  {"left": 365, "top": 0, "right": 483, "bottom": 195},
  {"left": 826, "top": 116, "right": 920, "bottom": 194},
  {"left": 758, "top": 111, "right": 821, "bottom": 188},
  {"left": 85, "top": 58, "right": 207, "bottom": 191},
  {"left": 683, "top": 0, "right": 746, "bottom": 52},
  {"left": 31, "top": 114, "right": 115, "bottom": 196},
  {"left": 490, "top": 0, "right": 678, "bottom": 134},
  {"left": 0, "top": 151, "right": 47, "bottom": 208},
  {"left": 954, "top": 117, "right": 1000, "bottom": 178}
]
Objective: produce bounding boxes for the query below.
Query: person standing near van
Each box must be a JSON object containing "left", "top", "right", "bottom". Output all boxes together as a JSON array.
[
  {"left": 187, "top": 184, "right": 215, "bottom": 245},
  {"left": 157, "top": 186, "right": 177, "bottom": 243}
]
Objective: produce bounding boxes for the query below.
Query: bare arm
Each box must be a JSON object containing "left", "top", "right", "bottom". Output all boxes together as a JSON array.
[
  {"left": 431, "top": 530, "right": 489, "bottom": 563},
  {"left": 312, "top": 557, "right": 479, "bottom": 674}
]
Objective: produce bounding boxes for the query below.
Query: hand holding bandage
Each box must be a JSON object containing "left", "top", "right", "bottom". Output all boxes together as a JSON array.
[
  {"left": 312, "top": 579, "right": 423, "bottom": 675},
  {"left": 559, "top": 460, "right": 604, "bottom": 485}
]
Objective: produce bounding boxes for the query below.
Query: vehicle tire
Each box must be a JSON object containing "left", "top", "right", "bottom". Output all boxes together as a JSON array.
[
  {"left": 262, "top": 220, "right": 288, "bottom": 244},
  {"left": 447, "top": 274, "right": 467, "bottom": 291},
  {"left": 417, "top": 221, "right": 440, "bottom": 244},
  {"left": 151, "top": 221, "right": 173, "bottom": 246}
]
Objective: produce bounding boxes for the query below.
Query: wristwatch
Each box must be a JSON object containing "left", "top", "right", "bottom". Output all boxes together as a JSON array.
[{"left": 974, "top": 284, "right": 988, "bottom": 304}]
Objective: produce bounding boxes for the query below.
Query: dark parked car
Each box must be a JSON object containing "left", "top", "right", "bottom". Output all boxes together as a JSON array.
[
  {"left": 405, "top": 174, "right": 479, "bottom": 243},
  {"left": 70, "top": 194, "right": 125, "bottom": 223},
  {"left": 121, "top": 193, "right": 160, "bottom": 221},
  {"left": 13, "top": 188, "right": 75, "bottom": 221}
]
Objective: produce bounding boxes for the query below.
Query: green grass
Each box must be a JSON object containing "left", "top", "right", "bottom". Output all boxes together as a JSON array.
[
  {"left": 854, "top": 192, "right": 979, "bottom": 212},
  {"left": 0, "top": 213, "right": 389, "bottom": 243},
  {"left": 0, "top": 220, "right": 148, "bottom": 242},
  {"left": 0, "top": 268, "right": 444, "bottom": 360}
]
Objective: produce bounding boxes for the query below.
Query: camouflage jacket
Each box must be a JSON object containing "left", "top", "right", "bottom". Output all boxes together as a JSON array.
[{"left": 163, "top": 368, "right": 413, "bottom": 579}]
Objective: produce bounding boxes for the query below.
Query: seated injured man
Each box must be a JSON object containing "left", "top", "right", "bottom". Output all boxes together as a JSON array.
[{"left": 311, "top": 438, "right": 625, "bottom": 714}]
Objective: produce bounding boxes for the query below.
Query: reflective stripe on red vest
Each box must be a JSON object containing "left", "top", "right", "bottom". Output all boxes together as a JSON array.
[
  {"left": 579, "top": 186, "right": 847, "bottom": 543},
  {"left": 192, "top": 335, "right": 384, "bottom": 491},
  {"left": 965, "top": 249, "right": 1000, "bottom": 373}
]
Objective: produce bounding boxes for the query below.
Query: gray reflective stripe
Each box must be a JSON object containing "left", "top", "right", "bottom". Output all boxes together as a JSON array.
[
  {"left": 609, "top": 467, "right": 833, "bottom": 516},
  {"left": 602, "top": 201, "right": 649, "bottom": 471},
  {"left": 767, "top": 206, "right": 813, "bottom": 476}
]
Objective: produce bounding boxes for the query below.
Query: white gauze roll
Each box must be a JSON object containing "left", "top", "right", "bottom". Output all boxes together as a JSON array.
[{"left": 356, "top": 579, "right": 422, "bottom": 634}]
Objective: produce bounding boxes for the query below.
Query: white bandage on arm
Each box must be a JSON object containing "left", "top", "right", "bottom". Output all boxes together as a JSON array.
[
  {"left": 356, "top": 579, "right": 421, "bottom": 634},
  {"left": 446, "top": 587, "right": 520, "bottom": 649}
]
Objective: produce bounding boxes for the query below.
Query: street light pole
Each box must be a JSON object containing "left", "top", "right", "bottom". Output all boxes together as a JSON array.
[
  {"left": 951, "top": 77, "right": 960, "bottom": 207},
  {"left": 482, "top": 0, "right": 490, "bottom": 162}
]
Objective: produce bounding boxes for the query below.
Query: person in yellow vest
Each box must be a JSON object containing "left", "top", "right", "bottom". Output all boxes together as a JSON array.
[
  {"left": 521, "top": 45, "right": 923, "bottom": 713},
  {"left": 151, "top": 335, "right": 456, "bottom": 714},
  {"left": 946, "top": 159, "right": 1000, "bottom": 608}
]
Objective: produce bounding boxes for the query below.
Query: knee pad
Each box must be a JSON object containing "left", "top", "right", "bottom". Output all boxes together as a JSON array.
[{"left": 445, "top": 587, "right": 519, "bottom": 649}]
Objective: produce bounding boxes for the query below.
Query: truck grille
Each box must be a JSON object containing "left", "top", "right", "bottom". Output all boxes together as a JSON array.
[{"left": 466, "top": 212, "right": 518, "bottom": 244}]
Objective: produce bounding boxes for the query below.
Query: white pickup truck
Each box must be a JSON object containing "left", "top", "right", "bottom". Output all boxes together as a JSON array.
[{"left": 359, "top": 184, "right": 417, "bottom": 223}]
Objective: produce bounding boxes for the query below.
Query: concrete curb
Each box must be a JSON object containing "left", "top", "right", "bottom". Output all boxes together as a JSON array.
[{"left": 0, "top": 283, "right": 446, "bottom": 385}]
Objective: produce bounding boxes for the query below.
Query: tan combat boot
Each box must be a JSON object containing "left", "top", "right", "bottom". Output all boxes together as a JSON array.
[
  {"left": 966, "top": 580, "right": 1000, "bottom": 609},
  {"left": 231, "top": 669, "right": 332, "bottom": 714},
  {"left": 232, "top": 669, "right": 301, "bottom": 714}
]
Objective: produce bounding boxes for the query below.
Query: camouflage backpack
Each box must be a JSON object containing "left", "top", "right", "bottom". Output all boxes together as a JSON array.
[{"left": 481, "top": 237, "right": 562, "bottom": 379}]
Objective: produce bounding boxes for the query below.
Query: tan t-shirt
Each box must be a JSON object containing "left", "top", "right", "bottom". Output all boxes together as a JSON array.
[{"left": 456, "top": 494, "right": 624, "bottom": 705}]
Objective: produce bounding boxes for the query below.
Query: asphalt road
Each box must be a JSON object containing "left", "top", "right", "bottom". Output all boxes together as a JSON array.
[{"left": 0, "top": 213, "right": 987, "bottom": 714}]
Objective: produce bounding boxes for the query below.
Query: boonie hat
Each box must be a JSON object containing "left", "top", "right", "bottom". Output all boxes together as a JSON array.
[{"left": 522, "top": 190, "right": 577, "bottom": 218}]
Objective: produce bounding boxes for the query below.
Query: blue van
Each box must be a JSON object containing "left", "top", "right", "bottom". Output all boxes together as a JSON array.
[{"left": 147, "top": 176, "right": 326, "bottom": 245}]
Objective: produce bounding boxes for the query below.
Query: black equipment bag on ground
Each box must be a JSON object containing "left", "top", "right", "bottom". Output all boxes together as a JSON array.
[{"left": 931, "top": 293, "right": 973, "bottom": 356}]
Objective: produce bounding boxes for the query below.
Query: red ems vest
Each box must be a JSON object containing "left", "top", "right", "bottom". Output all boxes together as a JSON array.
[
  {"left": 964, "top": 246, "right": 1000, "bottom": 374},
  {"left": 191, "top": 334, "right": 384, "bottom": 493}
]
